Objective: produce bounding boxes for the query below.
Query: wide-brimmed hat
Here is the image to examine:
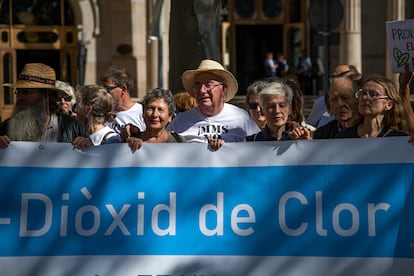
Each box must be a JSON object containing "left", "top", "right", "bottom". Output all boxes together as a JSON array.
[
  {"left": 2, "top": 63, "right": 63, "bottom": 92},
  {"left": 181, "top": 59, "right": 238, "bottom": 102}
]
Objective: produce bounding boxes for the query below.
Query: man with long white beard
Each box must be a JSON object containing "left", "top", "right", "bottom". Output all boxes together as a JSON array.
[{"left": 0, "top": 63, "right": 88, "bottom": 148}]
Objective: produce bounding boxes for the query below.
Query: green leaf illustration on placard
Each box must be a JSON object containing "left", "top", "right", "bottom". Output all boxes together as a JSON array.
[{"left": 393, "top": 47, "right": 409, "bottom": 67}]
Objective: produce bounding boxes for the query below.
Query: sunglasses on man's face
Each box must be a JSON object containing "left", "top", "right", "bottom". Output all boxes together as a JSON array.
[{"left": 104, "top": 85, "right": 121, "bottom": 93}]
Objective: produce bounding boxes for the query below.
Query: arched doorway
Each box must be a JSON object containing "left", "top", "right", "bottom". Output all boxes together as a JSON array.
[{"left": 226, "top": 0, "right": 308, "bottom": 95}]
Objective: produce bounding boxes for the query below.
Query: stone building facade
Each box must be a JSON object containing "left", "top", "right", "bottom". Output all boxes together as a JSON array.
[{"left": 0, "top": 0, "right": 412, "bottom": 119}]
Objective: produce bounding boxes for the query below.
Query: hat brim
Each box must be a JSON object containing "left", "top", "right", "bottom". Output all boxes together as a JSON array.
[
  {"left": 182, "top": 69, "right": 238, "bottom": 102},
  {"left": 2, "top": 82, "right": 64, "bottom": 93}
]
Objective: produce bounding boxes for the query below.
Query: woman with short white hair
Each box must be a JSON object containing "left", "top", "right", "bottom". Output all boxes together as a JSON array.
[{"left": 246, "top": 80, "right": 311, "bottom": 141}]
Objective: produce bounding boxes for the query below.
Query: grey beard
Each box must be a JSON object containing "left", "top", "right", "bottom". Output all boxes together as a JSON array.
[{"left": 8, "top": 102, "right": 49, "bottom": 141}]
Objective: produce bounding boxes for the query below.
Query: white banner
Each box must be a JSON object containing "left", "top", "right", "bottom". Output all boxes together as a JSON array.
[{"left": 1, "top": 138, "right": 414, "bottom": 275}]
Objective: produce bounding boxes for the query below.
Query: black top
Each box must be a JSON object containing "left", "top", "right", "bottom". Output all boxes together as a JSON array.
[
  {"left": 313, "top": 119, "right": 343, "bottom": 139},
  {"left": 246, "top": 125, "right": 291, "bottom": 141},
  {"left": 335, "top": 125, "right": 408, "bottom": 138}
]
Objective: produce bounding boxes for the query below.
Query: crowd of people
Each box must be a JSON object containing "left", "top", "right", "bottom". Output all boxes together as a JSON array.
[
  {"left": 264, "top": 49, "right": 325, "bottom": 95},
  {"left": 0, "top": 58, "right": 413, "bottom": 151}
]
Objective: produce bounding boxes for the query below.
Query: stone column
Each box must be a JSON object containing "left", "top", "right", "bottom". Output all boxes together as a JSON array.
[
  {"left": 339, "top": 0, "right": 362, "bottom": 72},
  {"left": 131, "top": 0, "right": 147, "bottom": 99},
  {"left": 385, "top": 0, "right": 405, "bottom": 83}
]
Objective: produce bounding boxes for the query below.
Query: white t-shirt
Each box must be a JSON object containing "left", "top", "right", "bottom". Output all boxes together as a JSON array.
[
  {"left": 110, "top": 103, "right": 145, "bottom": 133},
  {"left": 167, "top": 103, "right": 260, "bottom": 143},
  {"left": 90, "top": 126, "right": 121, "bottom": 146}
]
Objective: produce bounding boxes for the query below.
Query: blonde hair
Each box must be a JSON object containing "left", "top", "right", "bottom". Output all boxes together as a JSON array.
[
  {"left": 76, "top": 85, "right": 115, "bottom": 124},
  {"left": 353, "top": 75, "right": 408, "bottom": 133}
]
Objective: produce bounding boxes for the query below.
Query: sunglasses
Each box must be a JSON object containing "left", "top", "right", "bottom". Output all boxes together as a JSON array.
[
  {"left": 332, "top": 70, "right": 350, "bottom": 78},
  {"left": 59, "top": 95, "right": 72, "bottom": 102},
  {"left": 104, "top": 85, "right": 121, "bottom": 93},
  {"left": 248, "top": 102, "right": 260, "bottom": 110},
  {"left": 329, "top": 70, "right": 351, "bottom": 82}
]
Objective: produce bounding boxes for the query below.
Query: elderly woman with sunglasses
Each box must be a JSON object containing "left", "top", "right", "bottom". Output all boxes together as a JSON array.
[
  {"left": 55, "top": 80, "right": 76, "bottom": 116},
  {"left": 245, "top": 80, "right": 267, "bottom": 130},
  {"left": 336, "top": 75, "right": 408, "bottom": 138}
]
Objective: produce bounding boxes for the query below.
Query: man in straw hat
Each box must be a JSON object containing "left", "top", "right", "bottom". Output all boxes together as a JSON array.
[
  {"left": 167, "top": 59, "right": 259, "bottom": 150},
  {"left": 0, "top": 63, "right": 88, "bottom": 148}
]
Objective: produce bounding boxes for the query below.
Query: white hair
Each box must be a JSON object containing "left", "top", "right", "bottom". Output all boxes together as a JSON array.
[
  {"left": 259, "top": 81, "right": 293, "bottom": 105},
  {"left": 55, "top": 80, "right": 76, "bottom": 106},
  {"left": 8, "top": 95, "right": 49, "bottom": 141}
]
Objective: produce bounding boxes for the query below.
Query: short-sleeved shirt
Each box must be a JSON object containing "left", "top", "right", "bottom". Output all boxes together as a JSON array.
[
  {"left": 90, "top": 126, "right": 121, "bottom": 145},
  {"left": 167, "top": 103, "right": 260, "bottom": 143},
  {"left": 109, "top": 103, "right": 145, "bottom": 133}
]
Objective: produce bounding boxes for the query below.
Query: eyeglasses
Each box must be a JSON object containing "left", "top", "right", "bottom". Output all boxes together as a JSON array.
[
  {"left": 355, "top": 89, "right": 389, "bottom": 100},
  {"left": 331, "top": 70, "right": 350, "bottom": 78},
  {"left": 248, "top": 102, "right": 260, "bottom": 110},
  {"left": 59, "top": 95, "right": 72, "bottom": 102},
  {"left": 103, "top": 85, "right": 120, "bottom": 93},
  {"left": 192, "top": 82, "right": 223, "bottom": 92},
  {"left": 329, "top": 71, "right": 352, "bottom": 83}
]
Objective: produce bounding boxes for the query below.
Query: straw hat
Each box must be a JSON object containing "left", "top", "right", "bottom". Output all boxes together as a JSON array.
[
  {"left": 181, "top": 59, "right": 238, "bottom": 102},
  {"left": 2, "top": 63, "right": 63, "bottom": 92}
]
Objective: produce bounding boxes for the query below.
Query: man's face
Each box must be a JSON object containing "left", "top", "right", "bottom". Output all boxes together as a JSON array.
[
  {"left": 9, "top": 88, "right": 48, "bottom": 141},
  {"left": 103, "top": 78, "right": 123, "bottom": 111},
  {"left": 328, "top": 78, "right": 356, "bottom": 125},
  {"left": 15, "top": 88, "right": 43, "bottom": 107},
  {"left": 192, "top": 72, "right": 226, "bottom": 116}
]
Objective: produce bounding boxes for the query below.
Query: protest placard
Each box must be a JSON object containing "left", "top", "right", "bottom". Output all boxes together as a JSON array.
[{"left": 386, "top": 19, "right": 414, "bottom": 73}]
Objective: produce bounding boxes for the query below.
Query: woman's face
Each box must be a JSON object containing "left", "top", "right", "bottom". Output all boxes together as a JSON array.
[
  {"left": 144, "top": 98, "right": 172, "bottom": 131},
  {"left": 357, "top": 81, "right": 393, "bottom": 116},
  {"left": 247, "top": 94, "right": 266, "bottom": 126},
  {"left": 57, "top": 94, "right": 73, "bottom": 114},
  {"left": 261, "top": 94, "right": 291, "bottom": 130}
]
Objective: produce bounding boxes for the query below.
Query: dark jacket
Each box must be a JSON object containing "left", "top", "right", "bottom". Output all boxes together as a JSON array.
[
  {"left": 313, "top": 119, "right": 343, "bottom": 139},
  {"left": 335, "top": 125, "right": 408, "bottom": 138},
  {"left": 246, "top": 125, "right": 291, "bottom": 141}
]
